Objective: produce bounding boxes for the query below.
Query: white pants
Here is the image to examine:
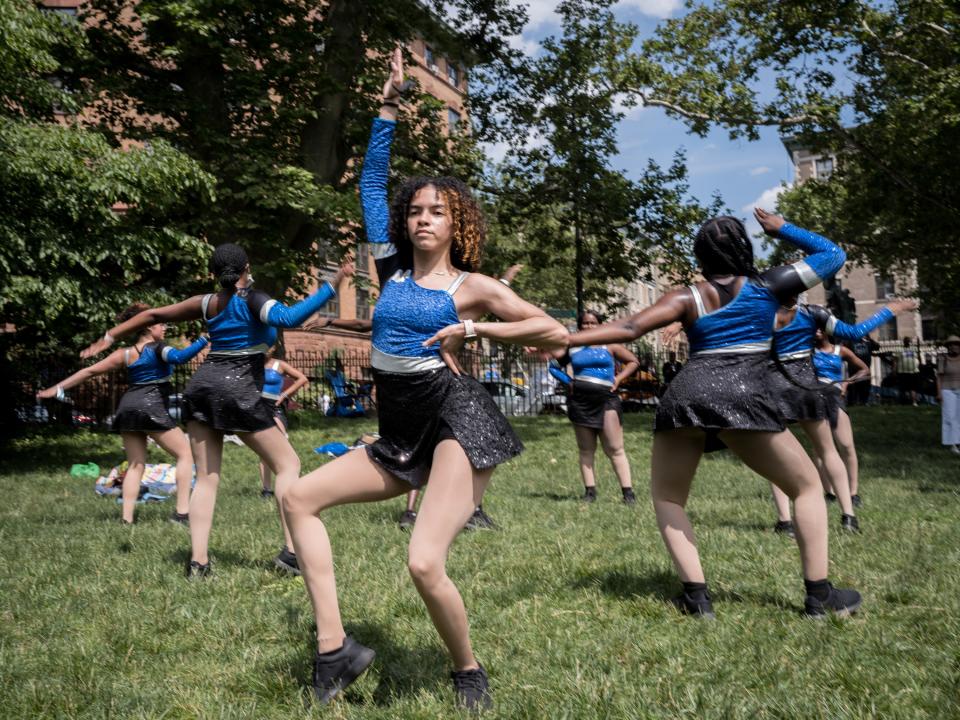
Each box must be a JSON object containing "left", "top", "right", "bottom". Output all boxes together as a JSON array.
[{"left": 943, "top": 388, "right": 960, "bottom": 446}]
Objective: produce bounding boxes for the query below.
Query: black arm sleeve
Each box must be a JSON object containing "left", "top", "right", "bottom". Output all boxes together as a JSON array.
[{"left": 760, "top": 265, "right": 809, "bottom": 303}]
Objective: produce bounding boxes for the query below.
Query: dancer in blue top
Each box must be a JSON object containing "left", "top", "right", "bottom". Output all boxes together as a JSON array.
[
  {"left": 569, "top": 208, "right": 861, "bottom": 621},
  {"left": 767, "top": 297, "right": 916, "bottom": 535},
  {"left": 81, "top": 245, "right": 352, "bottom": 577},
  {"left": 281, "top": 50, "right": 567, "bottom": 711},
  {"left": 39, "top": 302, "right": 207, "bottom": 524},
  {"left": 257, "top": 347, "right": 309, "bottom": 504},
  {"left": 552, "top": 310, "right": 640, "bottom": 504}
]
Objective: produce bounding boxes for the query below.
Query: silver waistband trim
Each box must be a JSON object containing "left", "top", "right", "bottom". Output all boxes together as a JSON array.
[
  {"left": 573, "top": 375, "right": 614, "bottom": 387},
  {"left": 692, "top": 341, "right": 771, "bottom": 356},
  {"left": 131, "top": 377, "right": 172, "bottom": 385},
  {"left": 778, "top": 350, "right": 812, "bottom": 361},
  {"left": 208, "top": 344, "right": 269, "bottom": 356},
  {"left": 371, "top": 347, "right": 446, "bottom": 373},
  {"left": 262, "top": 391, "right": 281, "bottom": 400}
]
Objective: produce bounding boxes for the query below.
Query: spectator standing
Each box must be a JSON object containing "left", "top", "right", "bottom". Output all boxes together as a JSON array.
[
  {"left": 847, "top": 335, "right": 879, "bottom": 405},
  {"left": 661, "top": 351, "right": 683, "bottom": 391},
  {"left": 895, "top": 336, "right": 921, "bottom": 405},
  {"left": 937, "top": 335, "right": 960, "bottom": 455}
]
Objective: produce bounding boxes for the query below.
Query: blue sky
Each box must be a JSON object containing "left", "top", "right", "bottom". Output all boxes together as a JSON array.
[{"left": 490, "top": 0, "right": 796, "bottom": 250}]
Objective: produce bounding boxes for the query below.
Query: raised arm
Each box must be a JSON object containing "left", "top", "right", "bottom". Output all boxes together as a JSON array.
[
  {"left": 37, "top": 349, "right": 126, "bottom": 399},
  {"left": 162, "top": 336, "right": 209, "bottom": 365},
  {"left": 80, "top": 297, "right": 205, "bottom": 358},
  {"left": 755, "top": 208, "right": 846, "bottom": 300},
  {"left": 570, "top": 290, "right": 690, "bottom": 347},
  {"left": 248, "top": 262, "right": 353, "bottom": 329}
]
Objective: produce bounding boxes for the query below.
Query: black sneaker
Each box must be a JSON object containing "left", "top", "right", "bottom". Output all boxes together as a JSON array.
[
  {"left": 840, "top": 514, "right": 860, "bottom": 533},
  {"left": 851, "top": 494, "right": 862, "bottom": 507},
  {"left": 581, "top": 487, "right": 597, "bottom": 503},
  {"left": 824, "top": 492, "right": 837, "bottom": 503},
  {"left": 169, "top": 511, "right": 189, "bottom": 527},
  {"left": 274, "top": 546, "right": 301, "bottom": 575},
  {"left": 186, "top": 559, "right": 211, "bottom": 579},
  {"left": 464, "top": 506, "right": 498, "bottom": 531},
  {"left": 312, "top": 636, "right": 376, "bottom": 705},
  {"left": 621, "top": 488, "right": 637, "bottom": 505},
  {"left": 261, "top": 488, "right": 275, "bottom": 500},
  {"left": 671, "top": 590, "right": 716, "bottom": 620},
  {"left": 451, "top": 664, "right": 492, "bottom": 712},
  {"left": 398, "top": 510, "right": 417, "bottom": 530},
  {"left": 804, "top": 583, "right": 862, "bottom": 618},
  {"left": 773, "top": 520, "right": 796, "bottom": 538}
]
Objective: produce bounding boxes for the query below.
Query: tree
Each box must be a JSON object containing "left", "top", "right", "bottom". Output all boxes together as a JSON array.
[
  {"left": 634, "top": 0, "right": 960, "bottom": 325},
  {"left": 488, "top": 0, "right": 721, "bottom": 316}
]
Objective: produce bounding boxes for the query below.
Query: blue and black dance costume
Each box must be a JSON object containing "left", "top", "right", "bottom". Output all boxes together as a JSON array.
[
  {"left": 358, "top": 117, "right": 523, "bottom": 487},
  {"left": 183, "top": 284, "right": 336, "bottom": 432},
  {"left": 813, "top": 345, "right": 845, "bottom": 384},
  {"left": 262, "top": 359, "right": 289, "bottom": 430},
  {"left": 771, "top": 305, "right": 892, "bottom": 424},
  {"left": 112, "top": 337, "right": 208, "bottom": 432},
  {"left": 554, "top": 346, "right": 622, "bottom": 429},
  {"left": 655, "top": 223, "right": 846, "bottom": 447}
]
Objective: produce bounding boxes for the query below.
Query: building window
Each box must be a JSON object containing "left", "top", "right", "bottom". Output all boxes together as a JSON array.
[
  {"left": 425, "top": 46, "right": 437, "bottom": 71},
  {"left": 875, "top": 273, "right": 896, "bottom": 300},
  {"left": 356, "top": 287, "right": 371, "bottom": 321},
  {"left": 815, "top": 157, "right": 834, "bottom": 180},
  {"left": 877, "top": 319, "right": 898, "bottom": 342},
  {"left": 355, "top": 243, "right": 370, "bottom": 274},
  {"left": 317, "top": 269, "right": 340, "bottom": 318},
  {"left": 447, "top": 108, "right": 461, "bottom": 131},
  {"left": 447, "top": 63, "right": 459, "bottom": 86}
]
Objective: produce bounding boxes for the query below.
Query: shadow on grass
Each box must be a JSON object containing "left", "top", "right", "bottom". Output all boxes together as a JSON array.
[
  {"left": 523, "top": 491, "right": 575, "bottom": 503},
  {"left": 165, "top": 547, "right": 267, "bottom": 571}
]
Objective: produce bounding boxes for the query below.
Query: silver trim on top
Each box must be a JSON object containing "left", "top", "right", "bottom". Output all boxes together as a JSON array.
[
  {"left": 371, "top": 347, "right": 445, "bottom": 373},
  {"left": 792, "top": 260, "right": 820, "bottom": 289},
  {"left": 208, "top": 343, "right": 270, "bottom": 356},
  {"left": 573, "top": 375, "right": 614, "bottom": 387},
  {"left": 692, "top": 341, "right": 772, "bottom": 356}
]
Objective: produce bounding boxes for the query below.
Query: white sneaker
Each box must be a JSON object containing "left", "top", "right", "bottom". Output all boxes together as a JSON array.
[{"left": 949, "top": 444, "right": 960, "bottom": 455}]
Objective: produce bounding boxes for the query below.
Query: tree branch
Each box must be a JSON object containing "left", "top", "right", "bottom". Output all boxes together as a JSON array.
[{"left": 636, "top": 92, "right": 819, "bottom": 127}]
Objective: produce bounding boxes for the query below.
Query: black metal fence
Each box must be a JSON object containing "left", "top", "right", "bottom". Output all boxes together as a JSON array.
[{"left": 15, "top": 343, "right": 687, "bottom": 431}]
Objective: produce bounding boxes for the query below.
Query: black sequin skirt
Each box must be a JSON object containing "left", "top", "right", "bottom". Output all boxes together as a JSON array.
[
  {"left": 367, "top": 367, "right": 524, "bottom": 488},
  {"left": 112, "top": 382, "right": 177, "bottom": 433},
  {"left": 769, "top": 356, "right": 837, "bottom": 425},
  {"left": 655, "top": 353, "right": 784, "bottom": 449},
  {"left": 822, "top": 384, "right": 846, "bottom": 428},
  {"left": 273, "top": 402, "right": 289, "bottom": 431},
  {"left": 183, "top": 354, "right": 276, "bottom": 433},
  {"left": 567, "top": 380, "right": 622, "bottom": 429}
]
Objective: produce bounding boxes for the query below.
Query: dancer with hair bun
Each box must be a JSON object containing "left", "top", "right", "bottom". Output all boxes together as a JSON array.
[
  {"left": 568, "top": 208, "right": 862, "bottom": 621},
  {"left": 81, "top": 244, "right": 353, "bottom": 577},
  {"left": 281, "top": 49, "right": 567, "bottom": 711},
  {"left": 551, "top": 309, "right": 639, "bottom": 504},
  {"left": 767, "top": 297, "right": 916, "bottom": 535},
  {"left": 40, "top": 304, "right": 208, "bottom": 524}
]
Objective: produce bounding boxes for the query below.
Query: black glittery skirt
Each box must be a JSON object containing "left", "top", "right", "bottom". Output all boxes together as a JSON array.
[
  {"left": 769, "top": 356, "right": 838, "bottom": 425},
  {"left": 654, "top": 353, "right": 784, "bottom": 450},
  {"left": 272, "top": 402, "right": 289, "bottom": 431},
  {"left": 822, "top": 384, "right": 846, "bottom": 429},
  {"left": 367, "top": 367, "right": 524, "bottom": 488},
  {"left": 183, "top": 354, "right": 276, "bottom": 433},
  {"left": 567, "top": 380, "right": 622, "bottom": 429},
  {"left": 112, "top": 382, "right": 177, "bottom": 433}
]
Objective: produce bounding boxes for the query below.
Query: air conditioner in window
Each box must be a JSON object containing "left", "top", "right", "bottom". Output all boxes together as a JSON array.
[{"left": 429, "top": 64, "right": 440, "bottom": 74}]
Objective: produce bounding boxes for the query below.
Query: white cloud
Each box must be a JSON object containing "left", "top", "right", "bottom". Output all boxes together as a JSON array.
[
  {"left": 749, "top": 166, "right": 771, "bottom": 176},
  {"left": 512, "top": 0, "right": 683, "bottom": 33},
  {"left": 507, "top": 33, "right": 541, "bottom": 56},
  {"left": 742, "top": 183, "right": 791, "bottom": 244},
  {"left": 618, "top": 0, "right": 684, "bottom": 19}
]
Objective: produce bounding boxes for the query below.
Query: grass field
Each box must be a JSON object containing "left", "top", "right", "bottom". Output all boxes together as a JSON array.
[{"left": 1, "top": 407, "right": 958, "bottom": 719}]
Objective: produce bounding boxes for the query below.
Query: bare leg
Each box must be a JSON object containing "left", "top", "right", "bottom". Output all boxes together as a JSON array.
[
  {"left": 406, "top": 489, "right": 420, "bottom": 512},
  {"left": 719, "top": 430, "right": 829, "bottom": 580},
  {"left": 771, "top": 483, "right": 792, "bottom": 522},
  {"left": 800, "top": 419, "right": 854, "bottom": 516},
  {"left": 408, "top": 440, "right": 491, "bottom": 670},
  {"left": 832, "top": 409, "right": 860, "bottom": 497},
  {"left": 149, "top": 427, "right": 193, "bottom": 515},
  {"left": 282, "top": 449, "right": 407, "bottom": 652},
  {"left": 574, "top": 425, "right": 599, "bottom": 489},
  {"left": 258, "top": 415, "right": 286, "bottom": 493},
  {"left": 812, "top": 448, "right": 834, "bottom": 495},
  {"left": 187, "top": 421, "right": 223, "bottom": 565},
  {"left": 240, "top": 426, "right": 300, "bottom": 550},
  {"left": 650, "top": 429, "right": 705, "bottom": 582},
  {"left": 599, "top": 409, "right": 632, "bottom": 489},
  {"left": 121, "top": 432, "right": 147, "bottom": 524}
]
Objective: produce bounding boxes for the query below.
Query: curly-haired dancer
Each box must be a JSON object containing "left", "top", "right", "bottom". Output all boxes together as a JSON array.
[
  {"left": 40, "top": 304, "right": 207, "bottom": 524},
  {"left": 569, "top": 209, "right": 862, "bottom": 621},
  {"left": 81, "top": 246, "right": 352, "bottom": 576},
  {"left": 281, "top": 50, "right": 567, "bottom": 711}
]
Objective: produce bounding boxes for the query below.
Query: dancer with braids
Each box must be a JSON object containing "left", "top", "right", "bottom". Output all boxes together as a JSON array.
[
  {"left": 550, "top": 309, "right": 639, "bottom": 504},
  {"left": 568, "top": 208, "right": 861, "bottom": 620},
  {"left": 767, "top": 298, "right": 917, "bottom": 535},
  {"left": 258, "top": 347, "right": 309, "bottom": 500},
  {"left": 812, "top": 328, "right": 871, "bottom": 507},
  {"left": 281, "top": 50, "right": 567, "bottom": 710},
  {"left": 39, "top": 304, "right": 207, "bottom": 524},
  {"left": 81, "top": 245, "right": 353, "bottom": 577}
]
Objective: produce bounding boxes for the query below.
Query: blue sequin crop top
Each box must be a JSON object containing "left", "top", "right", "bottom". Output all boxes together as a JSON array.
[
  {"left": 126, "top": 337, "right": 208, "bottom": 384},
  {"left": 685, "top": 282, "right": 778, "bottom": 355},
  {"left": 774, "top": 305, "right": 894, "bottom": 359},
  {"left": 813, "top": 346, "right": 844, "bottom": 382},
  {"left": 568, "top": 346, "right": 616, "bottom": 385},
  {"left": 262, "top": 360, "right": 284, "bottom": 399}
]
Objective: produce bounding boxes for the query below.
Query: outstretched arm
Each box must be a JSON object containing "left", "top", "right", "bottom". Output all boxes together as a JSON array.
[
  {"left": 249, "top": 262, "right": 354, "bottom": 329},
  {"left": 755, "top": 208, "right": 846, "bottom": 300},
  {"left": 570, "top": 290, "right": 690, "bottom": 347},
  {"left": 812, "top": 299, "right": 916, "bottom": 340},
  {"left": 37, "top": 349, "right": 126, "bottom": 399},
  {"left": 80, "top": 297, "right": 205, "bottom": 358},
  {"left": 162, "top": 336, "right": 209, "bottom": 365}
]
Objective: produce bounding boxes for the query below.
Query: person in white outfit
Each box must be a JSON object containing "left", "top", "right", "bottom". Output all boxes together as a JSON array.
[{"left": 936, "top": 335, "right": 960, "bottom": 454}]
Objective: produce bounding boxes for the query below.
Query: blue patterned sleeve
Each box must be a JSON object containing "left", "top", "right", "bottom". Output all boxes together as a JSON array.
[
  {"left": 359, "top": 118, "right": 399, "bottom": 282},
  {"left": 252, "top": 283, "right": 337, "bottom": 328},
  {"left": 777, "top": 223, "right": 846, "bottom": 287},
  {"left": 549, "top": 358, "right": 572, "bottom": 386},
  {"left": 811, "top": 305, "right": 894, "bottom": 340},
  {"left": 161, "top": 336, "right": 208, "bottom": 365}
]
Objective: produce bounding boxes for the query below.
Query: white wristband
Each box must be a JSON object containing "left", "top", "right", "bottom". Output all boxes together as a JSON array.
[
  {"left": 104, "top": 332, "right": 115, "bottom": 343},
  {"left": 55, "top": 385, "right": 66, "bottom": 402},
  {"left": 499, "top": 278, "right": 511, "bottom": 287},
  {"left": 463, "top": 319, "right": 477, "bottom": 340}
]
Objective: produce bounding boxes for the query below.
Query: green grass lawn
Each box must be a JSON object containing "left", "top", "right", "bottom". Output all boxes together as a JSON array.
[{"left": 1, "top": 407, "right": 958, "bottom": 719}]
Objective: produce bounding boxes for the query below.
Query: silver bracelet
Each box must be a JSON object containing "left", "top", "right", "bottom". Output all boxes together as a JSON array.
[
  {"left": 104, "top": 332, "right": 114, "bottom": 343},
  {"left": 499, "top": 278, "right": 511, "bottom": 287},
  {"left": 55, "top": 385, "right": 66, "bottom": 402},
  {"left": 463, "top": 319, "right": 478, "bottom": 340}
]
